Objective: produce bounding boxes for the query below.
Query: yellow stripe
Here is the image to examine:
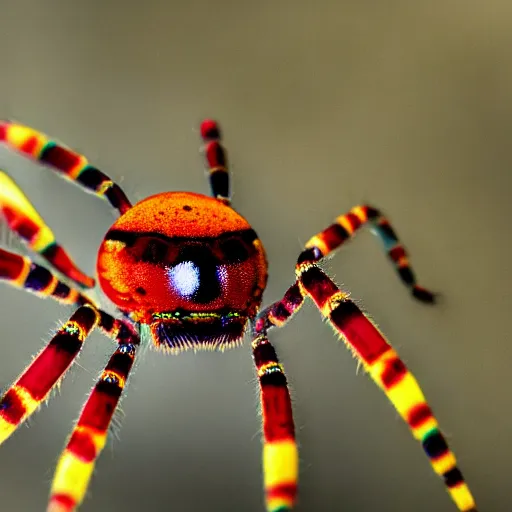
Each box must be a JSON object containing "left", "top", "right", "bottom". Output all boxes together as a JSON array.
[
  {"left": 304, "top": 234, "right": 329, "bottom": 255},
  {"left": 0, "top": 385, "right": 39, "bottom": 444},
  {"left": 431, "top": 453, "right": 457, "bottom": 476},
  {"left": 449, "top": 482, "right": 477, "bottom": 511},
  {"left": 0, "top": 417, "right": 16, "bottom": 444},
  {"left": 6, "top": 124, "right": 48, "bottom": 157},
  {"left": 263, "top": 440, "right": 298, "bottom": 488},
  {"left": 336, "top": 214, "right": 355, "bottom": 235},
  {"left": 258, "top": 362, "right": 284, "bottom": 378},
  {"left": 267, "top": 496, "right": 294, "bottom": 511},
  {"left": 369, "top": 350, "right": 429, "bottom": 439},
  {"left": 13, "top": 257, "right": 31, "bottom": 287},
  {"left": 31, "top": 225, "right": 56, "bottom": 253},
  {"left": 50, "top": 452, "right": 95, "bottom": 505},
  {"left": 12, "top": 384, "right": 39, "bottom": 416},
  {"left": 351, "top": 205, "right": 368, "bottom": 222},
  {"left": 320, "top": 291, "right": 348, "bottom": 318}
]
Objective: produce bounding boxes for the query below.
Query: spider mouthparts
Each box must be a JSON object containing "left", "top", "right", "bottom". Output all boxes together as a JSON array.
[{"left": 150, "top": 310, "right": 248, "bottom": 353}]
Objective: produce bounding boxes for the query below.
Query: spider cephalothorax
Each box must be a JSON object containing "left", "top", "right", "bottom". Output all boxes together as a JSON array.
[
  {"left": 0, "top": 119, "right": 478, "bottom": 512},
  {"left": 97, "top": 191, "right": 267, "bottom": 351}
]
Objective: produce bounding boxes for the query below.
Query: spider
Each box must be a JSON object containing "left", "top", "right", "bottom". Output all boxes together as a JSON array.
[{"left": 0, "top": 119, "right": 477, "bottom": 512}]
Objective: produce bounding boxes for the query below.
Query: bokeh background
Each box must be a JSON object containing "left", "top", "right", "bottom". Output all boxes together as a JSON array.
[{"left": 0, "top": 1, "right": 510, "bottom": 511}]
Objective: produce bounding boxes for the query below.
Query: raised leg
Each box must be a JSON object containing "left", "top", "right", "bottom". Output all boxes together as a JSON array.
[
  {"left": 0, "top": 171, "right": 94, "bottom": 287},
  {"left": 48, "top": 323, "right": 139, "bottom": 512},
  {"left": 256, "top": 260, "right": 478, "bottom": 512},
  {"left": 200, "top": 119, "right": 230, "bottom": 204},
  {"left": 0, "top": 122, "right": 132, "bottom": 215},
  {"left": 301, "top": 204, "right": 435, "bottom": 302},
  {"left": 251, "top": 331, "right": 297, "bottom": 512},
  {"left": 0, "top": 305, "right": 99, "bottom": 444}
]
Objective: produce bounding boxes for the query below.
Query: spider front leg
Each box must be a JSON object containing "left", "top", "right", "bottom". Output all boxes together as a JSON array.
[
  {"left": 48, "top": 323, "right": 139, "bottom": 512},
  {"left": 0, "top": 122, "right": 132, "bottom": 215},
  {"left": 0, "top": 305, "right": 99, "bottom": 444}
]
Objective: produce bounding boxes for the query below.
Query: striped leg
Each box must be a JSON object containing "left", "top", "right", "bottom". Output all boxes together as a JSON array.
[
  {"left": 290, "top": 260, "right": 477, "bottom": 512},
  {"left": 0, "top": 171, "right": 94, "bottom": 288},
  {"left": 0, "top": 305, "right": 99, "bottom": 445},
  {"left": 48, "top": 325, "right": 139, "bottom": 512},
  {"left": 251, "top": 332, "right": 297, "bottom": 512},
  {"left": 0, "top": 122, "right": 132, "bottom": 215},
  {"left": 200, "top": 119, "right": 230, "bottom": 204},
  {"left": 0, "top": 247, "right": 92, "bottom": 306},
  {"left": 302, "top": 204, "right": 435, "bottom": 303}
]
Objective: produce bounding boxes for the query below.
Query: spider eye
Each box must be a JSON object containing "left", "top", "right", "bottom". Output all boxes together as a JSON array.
[
  {"left": 141, "top": 239, "right": 169, "bottom": 264},
  {"left": 219, "top": 237, "right": 249, "bottom": 263},
  {"left": 167, "top": 261, "right": 200, "bottom": 298},
  {"left": 171, "top": 245, "right": 222, "bottom": 304}
]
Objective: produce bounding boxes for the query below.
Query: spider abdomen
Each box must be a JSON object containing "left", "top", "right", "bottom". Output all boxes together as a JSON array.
[{"left": 97, "top": 191, "right": 267, "bottom": 352}]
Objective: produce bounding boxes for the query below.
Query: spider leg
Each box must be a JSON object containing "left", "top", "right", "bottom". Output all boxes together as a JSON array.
[
  {"left": 251, "top": 330, "right": 297, "bottom": 512},
  {"left": 303, "top": 204, "right": 436, "bottom": 303},
  {"left": 0, "top": 302, "right": 132, "bottom": 444},
  {"left": 0, "top": 171, "right": 94, "bottom": 287},
  {"left": 258, "top": 257, "right": 477, "bottom": 511},
  {"left": 0, "top": 305, "right": 99, "bottom": 445},
  {"left": 48, "top": 321, "right": 139, "bottom": 512},
  {"left": 200, "top": 119, "right": 230, "bottom": 204},
  {"left": 0, "top": 246, "right": 92, "bottom": 306},
  {"left": 0, "top": 122, "right": 132, "bottom": 215}
]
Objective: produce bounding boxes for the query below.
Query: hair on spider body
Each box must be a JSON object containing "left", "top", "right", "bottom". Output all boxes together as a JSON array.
[
  {"left": 0, "top": 119, "right": 478, "bottom": 512},
  {"left": 96, "top": 191, "right": 268, "bottom": 352}
]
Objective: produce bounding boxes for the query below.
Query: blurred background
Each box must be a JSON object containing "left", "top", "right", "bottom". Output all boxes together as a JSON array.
[{"left": 0, "top": 1, "right": 510, "bottom": 511}]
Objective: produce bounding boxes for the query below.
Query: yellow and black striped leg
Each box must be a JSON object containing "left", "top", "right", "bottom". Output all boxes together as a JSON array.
[
  {"left": 48, "top": 324, "right": 139, "bottom": 512},
  {"left": 200, "top": 119, "right": 230, "bottom": 204},
  {"left": 0, "top": 305, "right": 99, "bottom": 445},
  {"left": 302, "top": 204, "right": 435, "bottom": 303},
  {"left": 0, "top": 171, "right": 94, "bottom": 288},
  {"left": 251, "top": 332, "right": 298, "bottom": 512},
  {"left": 0, "top": 122, "right": 132, "bottom": 215}
]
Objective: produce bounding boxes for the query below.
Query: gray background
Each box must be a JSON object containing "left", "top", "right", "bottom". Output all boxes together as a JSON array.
[{"left": 0, "top": 1, "right": 510, "bottom": 511}]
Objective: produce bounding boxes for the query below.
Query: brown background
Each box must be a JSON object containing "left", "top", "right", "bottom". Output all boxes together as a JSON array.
[{"left": 0, "top": 1, "right": 510, "bottom": 511}]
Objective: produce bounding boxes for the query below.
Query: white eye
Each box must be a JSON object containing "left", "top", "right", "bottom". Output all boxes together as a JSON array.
[
  {"left": 167, "top": 261, "right": 200, "bottom": 297},
  {"left": 216, "top": 265, "right": 229, "bottom": 286}
]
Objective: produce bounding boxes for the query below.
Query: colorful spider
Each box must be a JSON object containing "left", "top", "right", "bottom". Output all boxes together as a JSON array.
[{"left": 0, "top": 119, "right": 477, "bottom": 512}]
